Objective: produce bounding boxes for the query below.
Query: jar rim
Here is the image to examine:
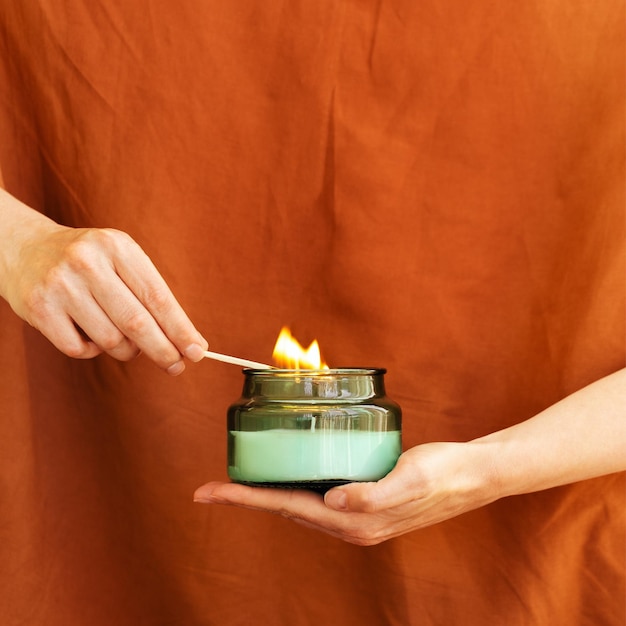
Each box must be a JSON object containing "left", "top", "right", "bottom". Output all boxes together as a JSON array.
[{"left": 242, "top": 367, "right": 386, "bottom": 376}]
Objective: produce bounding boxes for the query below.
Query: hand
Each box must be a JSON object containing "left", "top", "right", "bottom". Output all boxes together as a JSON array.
[
  {"left": 2, "top": 219, "right": 208, "bottom": 374},
  {"left": 194, "top": 442, "right": 499, "bottom": 545}
]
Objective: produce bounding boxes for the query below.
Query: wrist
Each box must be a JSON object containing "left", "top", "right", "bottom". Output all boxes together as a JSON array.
[
  {"left": 466, "top": 438, "right": 513, "bottom": 502},
  {"left": 0, "top": 189, "right": 61, "bottom": 301}
]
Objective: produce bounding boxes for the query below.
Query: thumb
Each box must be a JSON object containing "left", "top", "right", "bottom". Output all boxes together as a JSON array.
[
  {"left": 323, "top": 453, "right": 418, "bottom": 513},
  {"left": 323, "top": 478, "right": 398, "bottom": 513}
]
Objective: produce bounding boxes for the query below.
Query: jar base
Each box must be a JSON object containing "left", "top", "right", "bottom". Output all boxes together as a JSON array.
[{"left": 231, "top": 479, "right": 352, "bottom": 494}]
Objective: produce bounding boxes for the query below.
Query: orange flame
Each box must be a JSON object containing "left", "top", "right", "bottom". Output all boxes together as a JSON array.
[{"left": 272, "top": 326, "right": 329, "bottom": 370}]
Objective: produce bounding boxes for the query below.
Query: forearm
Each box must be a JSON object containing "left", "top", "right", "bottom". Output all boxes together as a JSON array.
[{"left": 473, "top": 367, "right": 626, "bottom": 498}]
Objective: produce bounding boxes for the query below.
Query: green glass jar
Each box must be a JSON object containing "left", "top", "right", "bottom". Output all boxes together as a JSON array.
[{"left": 227, "top": 368, "right": 402, "bottom": 492}]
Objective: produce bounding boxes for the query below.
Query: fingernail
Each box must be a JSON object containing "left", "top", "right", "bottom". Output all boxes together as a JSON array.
[
  {"left": 184, "top": 343, "right": 206, "bottom": 362},
  {"left": 167, "top": 360, "right": 186, "bottom": 376},
  {"left": 325, "top": 489, "right": 348, "bottom": 511},
  {"left": 193, "top": 487, "right": 216, "bottom": 503}
]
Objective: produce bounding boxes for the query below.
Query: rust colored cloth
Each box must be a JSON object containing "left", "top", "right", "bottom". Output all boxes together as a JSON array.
[{"left": 0, "top": 2, "right": 624, "bottom": 624}]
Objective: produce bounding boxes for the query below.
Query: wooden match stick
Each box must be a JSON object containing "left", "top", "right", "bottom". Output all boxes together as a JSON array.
[{"left": 203, "top": 350, "right": 274, "bottom": 369}]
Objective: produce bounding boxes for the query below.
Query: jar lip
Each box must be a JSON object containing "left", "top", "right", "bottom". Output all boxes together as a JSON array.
[{"left": 243, "top": 367, "right": 386, "bottom": 376}]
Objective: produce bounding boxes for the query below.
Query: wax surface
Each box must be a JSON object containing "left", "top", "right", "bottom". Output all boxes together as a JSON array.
[{"left": 229, "top": 429, "right": 401, "bottom": 482}]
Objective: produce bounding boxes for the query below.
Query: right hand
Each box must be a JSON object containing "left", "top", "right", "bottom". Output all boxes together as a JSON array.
[{"left": 3, "top": 220, "right": 208, "bottom": 375}]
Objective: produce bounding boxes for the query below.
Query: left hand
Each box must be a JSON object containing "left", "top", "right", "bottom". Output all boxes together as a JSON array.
[{"left": 194, "top": 442, "right": 499, "bottom": 545}]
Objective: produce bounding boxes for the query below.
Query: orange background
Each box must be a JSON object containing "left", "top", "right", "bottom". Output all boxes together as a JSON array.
[{"left": 0, "top": 2, "right": 624, "bottom": 624}]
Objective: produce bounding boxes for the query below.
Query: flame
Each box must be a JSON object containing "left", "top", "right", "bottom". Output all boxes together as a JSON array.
[{"left": 272, "top": 326, "right": 329, "bottom": 370}]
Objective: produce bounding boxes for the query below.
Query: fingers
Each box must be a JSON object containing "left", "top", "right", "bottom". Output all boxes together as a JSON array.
[
  {"left": 40, "top": 312, "right": 105, "bottom": 360},
  {"left": 51, "top": 286, "right": 140, "bottom": 361},
  {"left": 90, "top": 272, "right": 194, "bottom": 372},
  {"left": 194, "top": 482, "right": 325, "bottom": 519},
  {"left": 193, "top": 482, "right": 399, "bottom": 546},
  {"left": 106, "top": 231, "right": 208, "bottom": 364}
]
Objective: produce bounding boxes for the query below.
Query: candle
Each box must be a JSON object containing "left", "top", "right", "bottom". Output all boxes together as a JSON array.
[
  {"left": 228, "top": 428, "right": 401, "bottom": 483},
  {"left": 227, "top": 368, "right": 402, "bottom": 490}
]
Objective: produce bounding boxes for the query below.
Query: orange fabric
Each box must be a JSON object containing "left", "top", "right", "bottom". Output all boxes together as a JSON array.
[{"left": 0, "top": 2, "right": 624, "bottom": 624}]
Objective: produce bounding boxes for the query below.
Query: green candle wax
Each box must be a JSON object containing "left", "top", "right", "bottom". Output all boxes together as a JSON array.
[{"left": 228, "top": 428, "right": 401, "bottom": 483}]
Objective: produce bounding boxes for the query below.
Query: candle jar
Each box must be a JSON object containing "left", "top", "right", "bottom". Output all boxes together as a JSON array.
[{"left": 227, "top": 368, "right": 402, "bottom": 492}]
